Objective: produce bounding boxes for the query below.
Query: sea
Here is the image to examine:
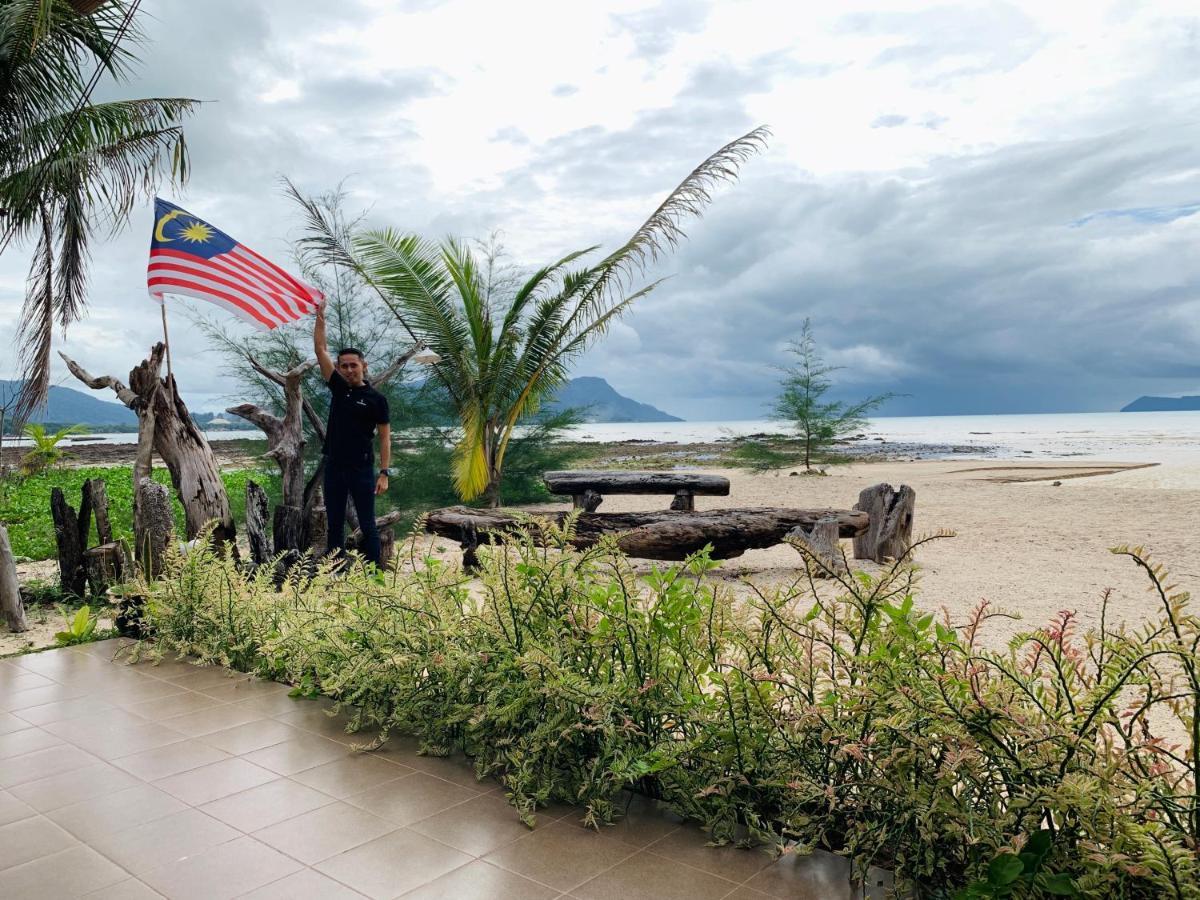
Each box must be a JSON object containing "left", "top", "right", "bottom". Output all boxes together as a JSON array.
[{"left": 12, "top": 410, "right": 1200, "bottom": 464}]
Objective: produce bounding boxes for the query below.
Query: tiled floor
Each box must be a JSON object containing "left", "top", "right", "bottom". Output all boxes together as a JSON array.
[{"left": 0, "top": 640, "right": 889, "bottom": 899}]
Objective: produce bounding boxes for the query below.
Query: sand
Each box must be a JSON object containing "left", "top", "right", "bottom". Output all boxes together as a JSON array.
[{"left": 496, "top": 459, "right": 1200, "bottom": 650}]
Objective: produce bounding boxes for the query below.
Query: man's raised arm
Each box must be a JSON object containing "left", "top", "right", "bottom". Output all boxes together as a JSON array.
[{"left": 313, "top": 300, "right": 334, "bottom": 380}]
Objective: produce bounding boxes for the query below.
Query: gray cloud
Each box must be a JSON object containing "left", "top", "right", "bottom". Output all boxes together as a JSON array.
[{"left": 610, "top": 0, "right": 712, "bottom": 61}]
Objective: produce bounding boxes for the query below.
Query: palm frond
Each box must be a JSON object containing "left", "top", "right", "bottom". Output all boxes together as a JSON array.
[{"left": 13, "top": 206, "right": 55, "bottom": 422}]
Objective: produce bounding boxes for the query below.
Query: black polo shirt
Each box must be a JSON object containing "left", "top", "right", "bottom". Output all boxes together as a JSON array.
[{"left": 323, "top": 370, "right": 389, "bottom": 469}]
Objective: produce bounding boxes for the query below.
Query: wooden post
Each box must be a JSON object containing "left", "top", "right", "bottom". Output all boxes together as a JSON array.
[
  {"left": 245, "top": 480, "right": 272, "bottom": 566},
  {"left": 573, "top": 490, "right": 603, "bottom": 512},
  {"left": 85, "top": 478, "right": 114, "bottom": 545},
  {"left": 84, "top": 543, "right": 123, "bottom": 597},
  {"left": 135, "top": 479, "right": 173, "bottom": 579},
  {"left": 51, "top": 487, "right": 87, "bottom": 597},
  {"left": 669, "top": 490, "right": 694, "bottom": 511},
  {"left": 852, "top": 483, "right": 916, "bottom": 563},
  {"left": 0, "top": 523, "right": 28, "bottom": 632},
  {"left": 785, "top": 516, "right": 846, "bottom": 577}
]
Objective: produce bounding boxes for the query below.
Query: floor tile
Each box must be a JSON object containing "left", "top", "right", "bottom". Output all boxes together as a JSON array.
[
  {"left": 111, "top": 738, "right": 231, "bottom": 781},
  {"left": 565, "top": 791, "right": 683, "bottom": 848},
  {"left": 743, "top": 848, "right": 858, "bottom": 900},
  {"left": 290, "top": 753, "right": 411, "bottom": 798},
  {"left": 273, "top": 706, "right": 365, "bottom": 744},
  {"left": 46, "top": 719, "right": 186, "bottom": 761},
  {"left": 0, "top": 743, "right": 101, "bottom": 788},
  {"left": 242, "top": 734, "right": 350, "bottom": 775},
  {"left": 2, "top": 682, "right": 90, "bottom": 711},
  {"left": 0, "top": 843, "right": 128, "bottom": 898},
  {"left": 200, "top": 777, "right": 334, "bottom": 832},
  {"left": 382, "top": 739, "right": 489, "bottom": 792},
  {"left": 314, "top": 827, "right": 472, "bottom": 899},
  {"left": 0, "top": 725, "right": 63, "bottom": 759},
  {"left": 198, "top": 718, "right": 303, "bottom": 755},
  {"left": 154, "top": 757, "right": 278, "bottom": 805},
  {"left": 123, "top": 690, "right": 226, "bottom": 721},
  {"left": 484, "top": 820, "right": 637, "bottom": 893},
  {"left": 0, "top": 813, "right": 78, "bottom": 869},
  {"left": 43, "top": 708, "right": 152, "bottom": 740},
  {"left": 0, "top": 789, "right": 37, "bottom": 826},
  {"left": 645, "top": 826, "right": 776, "bottom": 882},
  {"left": 83, "top": 877, "right": 167, "bottom": 899},
  {"left": 345, "top": 771, "right": 477, "bottom": 826},
  {"left": 228, "top": 691, "right": 311, "bottom": 717},
  {"left": 157, "top": 667, "right": 246, "bottom": 690},
  {"left": 0, "top": 711, "right": 33, "bottom": 734},
  {"left": 8, "top": 761, "right": 142, "bottom": 812},
  {"left": 400, "top": 858, "right": 559, "bottom": 900},
  {"left": 0, "top": 671, "right": 56, "bottom": 693},
  {"left": 14, "top": 696, "right": 118, "bottom": 726},
  {"left": 409, "top": 790, "right": 536, "bottom": 855},
  {"left": 195, "top": 677, "right": 291, "bottom": 702},
  {"left": 252, "top": 800, "right": 397, "bottom": 864},
  {"left": 104, "top": 677, "right": 190, "bottom": 707},
  {"left": 88, "top": 807, "right": 241, "bottom": 874},
  {"left": 139, "top": 834, "right": 302, "bottom": 900},
  {"left": 239, "top": 868, "right": 369, "bottom": 899},
  {"left": 46, "top": 783, "right": 187, "bottom": 842},
  {"left": 159, "top": 702, "right": 265, "bottom": 737},
  {"left": 572, "top": 849, "right": 738, "bottom": 900}
]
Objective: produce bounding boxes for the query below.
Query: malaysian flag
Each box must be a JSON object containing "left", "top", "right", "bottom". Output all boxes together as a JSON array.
[{"left": 147, "top": 198, "right": 322, "bottom": 329}]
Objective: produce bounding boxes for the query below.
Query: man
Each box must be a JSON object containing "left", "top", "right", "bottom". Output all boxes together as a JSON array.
[{"left": 313, "top": 300, "right": 393, "bottom": 568}]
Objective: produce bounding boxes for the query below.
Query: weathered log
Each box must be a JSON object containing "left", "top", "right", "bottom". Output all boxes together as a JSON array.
[
  {"left": 544, "top": 471, "right": 731, "bottom": 496},
  {"left": 85, "top": 478, "right": 113, "bottom": 545},
  {"left": 62, "top": 345, "right": 235, "bottom": 546},
  {"left": 245, "top": 480, "right": 272, "bottom": 566},
  {"left": 378, "top": 528, "right": 396, "bottom": 569},
  {"left": 426, "top": 506, "right": 868, "bottom": 562},
  {"left": 84, "top": 543, "right": 123, "bottom": 597},
  {"left": 785, "top": 517, "right": 847, "bottom": 577},
  {"left": 51, "top": 487, "right": 87, "bottom": 597},
  {"left": 669, "top": 489, "right": 694, "bottom": 512},
  {"left": 852, "top": 483, "right": 916, "bottom": 563},
  {"left": 308, "top": 504, "right": 328, "bottom": 557},
  {"left": 272, "top": 505, "right": 305, "bottom": 559},
  {"left": 0, "top": 523, "right": 28, "bottom": 632},
  {"left": 135, "top": 479, "right": 174, "bottom": 579},
  {"left": 574, "top": 489, "right": 603, "bottom": 512}
]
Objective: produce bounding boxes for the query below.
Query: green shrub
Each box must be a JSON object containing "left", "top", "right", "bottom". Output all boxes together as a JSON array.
[{"left": 136, "top": 529, "right": 1198, "bottom": 898}]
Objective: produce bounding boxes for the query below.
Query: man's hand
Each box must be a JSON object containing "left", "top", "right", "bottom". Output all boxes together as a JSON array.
[{"left": 375, "top": 473, "right": 388, "bottom": 496}]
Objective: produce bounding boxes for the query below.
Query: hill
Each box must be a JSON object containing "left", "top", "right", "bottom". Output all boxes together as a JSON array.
[
  {"left": 0, "top": 380, "right": 137, "bottom": 430},
  {"left": 1120, "top": 395, "right": 1200, "bottom": 412},
  {"left": 546, "top": 376, "right": 682, "bottom": 423}
]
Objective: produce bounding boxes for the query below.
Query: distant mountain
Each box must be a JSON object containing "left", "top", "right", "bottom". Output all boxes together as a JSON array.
[
  {"left": 1121, "top": 395, "right": 1200, "bottom": 412},
  {"left": 546, "top": 376, "right": 682, "bottom": 423},
  {"left": 0, "top": 380, "right": 137, "bottom": 430}
]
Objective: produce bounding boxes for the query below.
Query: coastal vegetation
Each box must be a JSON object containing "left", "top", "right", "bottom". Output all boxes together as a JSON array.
[
  {"left": 2, "top": 0, "right": 196, "bottom": 419},
  {"left": 136, "top": 527, "right": 1199, "bottom": 898},
  {"left": 296, "top": 128, "right": 769, "bottom": 506}
]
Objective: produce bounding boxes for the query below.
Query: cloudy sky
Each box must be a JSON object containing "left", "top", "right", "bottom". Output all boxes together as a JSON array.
[{"left": 2, "top": 0, "right": 1198, "bottom": 420}]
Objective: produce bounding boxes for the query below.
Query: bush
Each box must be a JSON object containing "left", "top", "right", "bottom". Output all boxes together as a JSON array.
[{"left": 136, "top": 529, "right": 1198, "bottom": 898}]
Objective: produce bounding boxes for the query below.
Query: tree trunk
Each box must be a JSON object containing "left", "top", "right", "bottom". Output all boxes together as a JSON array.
[
  {"left": 61, "top": 345, "right": 235, "bottom": 548},
  {"left": 0, "top": 524, "right": 28, "bottom": 632},
  {"left": 135, "top": 479, "right": 174, "bottom": 579},
  {"left": 852, "top": 483, "right": 916, "bottom": 563},
  {"left": 785, "top": 516, "right": 846, "bottom": 577},
  {"left": 84, "top": 543, "right": 123, "bottom": 598},
  {"left": 51, "top": 488, "right": 87, "bottom": 597},
  {"left": 272, "top": 505, "right": 305, "bottom": 559},
  {"left": 427, "top": 506, "right": 869, "bottom": 562},
  {"left": 245, "top": 480, "right": 272, "bottom": 566},
  {"left": 85, "top": 478, "right": 114, "bottom": 545}
]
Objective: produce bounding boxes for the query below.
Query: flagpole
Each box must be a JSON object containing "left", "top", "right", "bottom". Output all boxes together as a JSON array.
[{"left": 160, "top": 303, "right": 174, "bottom": 379}]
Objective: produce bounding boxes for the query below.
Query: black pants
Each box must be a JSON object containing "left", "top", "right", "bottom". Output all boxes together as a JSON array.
[{"left": 324, "top": 463, "right": 380, "bottom": 567}]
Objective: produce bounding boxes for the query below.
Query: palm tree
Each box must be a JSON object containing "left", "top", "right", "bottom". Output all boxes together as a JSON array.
[
  {"left": 294, "top": 127, "right": 769, "bottom": 506},
  {"left": 1, "top": 0, "right": 197, "bottom": 421}
]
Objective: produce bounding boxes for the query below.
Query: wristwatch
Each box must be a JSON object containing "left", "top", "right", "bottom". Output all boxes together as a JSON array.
[{"left": 378, "top": 467, "right": 395, "bottom": 477}]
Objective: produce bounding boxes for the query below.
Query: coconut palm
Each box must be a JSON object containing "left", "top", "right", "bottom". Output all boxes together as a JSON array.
[
  {"left": 295, "top": 127, "right": 769, "bottom": 506},
  {"left": 1, "top": 0, "right": 197, "bottom": 420}
]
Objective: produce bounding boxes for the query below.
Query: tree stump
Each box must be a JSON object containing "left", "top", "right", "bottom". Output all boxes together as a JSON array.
[
  {"left": 852, "top": 483, "right": 916, "bottom": 563},
  {"left": 0, "top": 523, "right": 28, "bottom": 632},
  {"left": 573, "top": 490, "right": 603, "bottom": 512},
  {"left": 308, "top": 504, "right": 328, "bottom": 557},
  {"left": 85, "top": 478, "right": 114, "bottom": 544},
  {"left": 245, "top": 480, "right": 272, "bottom": 566},
  {"left": 785, "top": 517, "right": 846, "bottom": 577},
  {"left": 669, "top": 490, "right": 694, "bottom": 511},
  {"left": 84, "top": 543, "right": 124, "bottom": 597},
  {"left": 378, "top": 528, "right": 395, "bottom": 569},
  {"left": 272, "top": 505, "right": 305, "bottom": 560},
  {"left": 51, "top": 488, "right": 87, "bottom": 598},
  {"left": 135, "top": 479, "right": 174, "bottom": 579}
]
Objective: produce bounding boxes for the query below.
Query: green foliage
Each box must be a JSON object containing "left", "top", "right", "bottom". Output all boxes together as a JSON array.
[
  {"left": 767, "top": 319, "right": 895, "bottom": 471},
  {"left": 18, "top": 577, "right": 67, "bottom": 605},
  {"left": 0, "top": 465, "right": 280, "bottom": 560},
  {"left": 54, "top": 603, "right": 98, "bottom": 646},
  {"left": 16, "top": 422, "right": 84, "bottom": 475},
  {"left": 140, "top": 529, "right": 1198, "bottom": 898}
]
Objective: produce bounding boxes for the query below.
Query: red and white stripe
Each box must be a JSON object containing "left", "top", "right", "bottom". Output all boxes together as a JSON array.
[{"left": 147, "top": 246, "right": 322, "bottom": 330}]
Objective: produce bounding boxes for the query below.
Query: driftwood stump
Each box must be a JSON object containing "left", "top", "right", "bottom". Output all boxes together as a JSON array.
[
  {"left": 51, "top": 487, "right": 87, "bottom": 598},
  {"left": 574, "top": 489, "right": 603, "bottom": 513},
  {"left": 85, "top": 478, "right": 114, "bottom": 544},
  {"left": 785, "top": 517, "right": 847, "bottom": 577},
  {"left": 135, "top": 479, "right": 174, "bottom": 579},
  {"left": 245, "top": 481, "right": 272, "bottom": 566},
  {"left": 84, "top": 543, "right": 123, "bottom": 597},
  {"left": 852, "top": 483, "right": 916, "bottom": 563},
  {"left": 346, "top": 511, "right": 404, "bottom": 569},
  {"left": 0, "top": 523, "right": 28, "bottom": 632}
]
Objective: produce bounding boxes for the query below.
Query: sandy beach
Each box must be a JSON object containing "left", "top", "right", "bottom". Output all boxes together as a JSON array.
[{"left": 494, "top": 458, "right": 1200, "bottom": 650}]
